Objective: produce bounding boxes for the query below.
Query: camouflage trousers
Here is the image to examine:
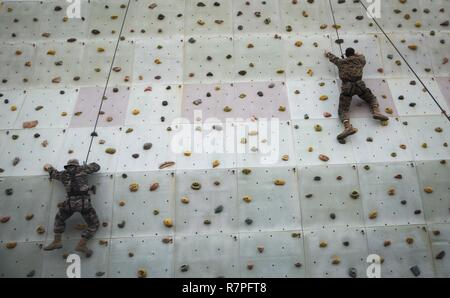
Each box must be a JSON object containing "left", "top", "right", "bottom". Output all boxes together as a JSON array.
[
  {"left": 339, "top": 80, "right": 379, "bottom": 122},
  {"left": 53, "top": 195, "right": 99, "bottom": 240}
]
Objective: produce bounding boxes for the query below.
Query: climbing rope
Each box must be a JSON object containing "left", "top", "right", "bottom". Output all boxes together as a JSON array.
[
  {"left": 358, "top": 0, "right": 450, "bottom": 122},
  {"left": 84, "top": 0, "right": 132, "bottom": 163},
  {"left": 328, "top": 0, "right": 345, "bottom": 58}
]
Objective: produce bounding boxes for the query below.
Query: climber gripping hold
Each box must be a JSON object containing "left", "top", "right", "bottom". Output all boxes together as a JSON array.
[
  {"left": 43, "top": 159, "right": 101, "bottom": 258},
  {"left": 325, "top": 48, "right": 389, "bottom": 144}
]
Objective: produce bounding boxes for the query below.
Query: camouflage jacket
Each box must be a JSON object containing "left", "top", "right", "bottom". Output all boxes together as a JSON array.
[
  {"left": 48, "top": 163, "right": 101, "bottom": 195},
  {"left": 326, "top": 53, "right": 366, "bottom": 82}
]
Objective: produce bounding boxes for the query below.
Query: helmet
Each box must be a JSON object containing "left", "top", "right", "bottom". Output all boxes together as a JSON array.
[{"left": 64, "top": 159, "right": 80, "bottom": 169}]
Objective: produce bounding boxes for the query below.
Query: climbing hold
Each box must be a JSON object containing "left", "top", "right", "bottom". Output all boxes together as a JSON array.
[
  {"left": 129, "top": 183, "right": 139, "bottom": 192},
  {"left": 5, "top": 242, "right": 17, "bottom": 249},
  {"left": 159, "top": 161, "right": 175, "bottom": 169},
  {"left": 163, "top": 218, "right": 173, "bottom": 228},
  {"left": 117, "top": 221, "right": 126, "bottom": 229},
  {"left": 350, "top": 191, "right": 360, "bottom": 200},
  {"left": 191, "top": 182, "right": 201, "bottom": 190},
  {"left": 22, "top": 120, "right": 38, "bottom": 129},
  {"left": 369, "top": 210, "right": 378, "bottom": 220},
  {"left": 274, "top": 179, "right": 285, "bottom": 186},
  {"left": 424, "top": 187, "right": 433, "bottom": 194},
  {"left": 36, "top": 225, "right": 45, "bottom": 234},
  {"left": 331, "top": 256, "right": 341, "bottom": 265},
  {"left": 319, "top": 241, "right": 328, "bottom": 248},
  {"left": 105, "top": 148, "right": 116, "bottom": 155},
  {"left": 137, "top": 268, "right": 147, "bottom": 278},
  {"left": 150, "top": 183, "right": 159, "bottom": 191},
  {"left": 319, "top": 154, "right": 329, "bottom": 162},
  {"left": 243, "top": 196, "right": 252, "bottom": 203},
  {"left": 214, "top": 205, "right": 224, "bottom": 214},
  {"left": 0, "top": 216, "right": 11, "bottom": 223}
]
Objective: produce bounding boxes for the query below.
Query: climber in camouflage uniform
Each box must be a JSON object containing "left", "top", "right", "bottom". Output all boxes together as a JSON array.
[
  {"left": 43, "top": 159, "right": 101, "bottom": 257},
  {"left": 325, "top": 48, "right": 389, "bottom": 143}
]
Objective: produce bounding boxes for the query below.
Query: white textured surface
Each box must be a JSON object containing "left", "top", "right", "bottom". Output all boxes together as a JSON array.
[{"left": 0, "top": 0, "right": 449, "bottom": 278}]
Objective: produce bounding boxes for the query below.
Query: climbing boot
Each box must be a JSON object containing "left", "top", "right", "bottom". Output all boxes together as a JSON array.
[
  {"left": 337, "top": 121, "right": 358, "bottom": 143},
  {"left": 75, "top": 238, "right": 93, "bottom": 258},
  {"left": 371, "top": 105, "right": 389, "bottom": 122},
  {"left": 44, "top": 234, "right": 63, "bottom": 251}
]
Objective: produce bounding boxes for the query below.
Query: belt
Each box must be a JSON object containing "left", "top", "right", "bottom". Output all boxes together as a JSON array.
[
  {"left": 342, "top": 79, "right": 362, "bottom": 84},
  {"left": 68, "top": 191, "right": 89, "bottom": 197}
]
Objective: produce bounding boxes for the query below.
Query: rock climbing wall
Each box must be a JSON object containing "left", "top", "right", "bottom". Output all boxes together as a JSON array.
[{"left": 0, "top": 0, "right": 449, "bottom": 278}]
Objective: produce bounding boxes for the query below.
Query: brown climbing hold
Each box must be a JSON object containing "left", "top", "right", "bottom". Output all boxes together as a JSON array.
[
  {"left": 242, "top": 196, "right": 252, "bottom": 203},
  {"left": 331, "top": 256, "right": 341, "bottom": 265},
  {"left": 424, "top": 187, "right": 433, "bottom": 194},
  {"left": 369, "top": 210, "right": 378, "bottom": 220},
  {"left": 388, "top": 188, "right": 396, "bottom": 196},
  {"left": 162, "top": 237, "right": 173, "bottom": 244},
  {"left": 129, "top": 183, "right": 139, "bottom": 192},
  {"left": 137, "top": 268, "right": 147, "bottom": 278},
  {"left": 319, "top": 154, "right": 329, "bottom": 162},
  {"left": 295, "top": 41, "right": 303, "bottom": 47},
  {"left": 36, "top": 225, "right": 45, "bottom": 235},
  {"left": 181, "top": 197, "right": 190, "bottom": 204},
  {"left": 274, "top": 179, "right": 285, "bottom": 186},
  {"left": 159, "top": 161, "right": 175, "bottom": 169},
  {"left": 163, "top": 218, "right": 173, "bottom": 228},
  {"left": 1, "top": 216, "right": 11, "bottom": 224},
  {"left": 212, "top": 160, "right": 220, "bottom": 168},
  {"left": 191, "top": 182, "right": 201, "bottom": 190},
  {"left": 22, "top": 120, "right": 39, "bottom": 129},
  {"left": 5, "top": 242, "right": 17, "bottom": 249},
  {"left": 350, "top": 191, "right": 360, "bottom": 199},
  {"left": 150, "top": 183, "right": 159, "bottom": 191},
  {"left": 319, "top": 241, "right": 328, "bottom": 248},
  {"left": 247, "top": 262, "right": 254, "bottom": 270},
  {"left": 242, "top": 169, "right": 252, "bottom": 175}
]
